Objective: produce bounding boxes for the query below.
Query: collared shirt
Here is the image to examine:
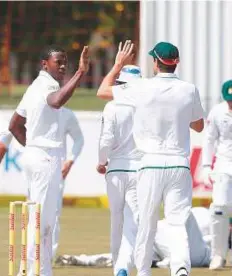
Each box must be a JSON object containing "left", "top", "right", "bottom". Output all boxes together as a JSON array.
[
  {"left": 16, "top": 70, "right": 62, "bottom": 148},
  {"left": 112, "top": 73, "right": 204, "bottom": 162},
  {"left": 98, "top": 101, "right": 142, "bottom": 170},
  {"left": 202, "top": 101, "right": 232, "bottom": 172}
]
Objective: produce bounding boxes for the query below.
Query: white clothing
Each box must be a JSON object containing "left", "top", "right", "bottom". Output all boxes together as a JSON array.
[
  {"left": 202, "top": 102, "right": 232, "bottom": 174},
  {"left": 23, "top": 147, "right": 62, "bottom": 276},
  {"left": 112, "top": 73, "right": 204, "bottom": 157},
  {"left": 154, "top": 207, "right": 211, "bottom": 267},
  {"left": 16, "top": 71, "right": 63, "bottom": 276},
  {"left": 52, "top": 107, "right": 84, "bottom": 258},
  {"left": 106, "top": 172, "right": 138, "bottom": 275},
  {"left": 16, "top": 70, "right": 62, "bottom": 148},
  {"left": 60, "top": 107, "right": 84, "bottom": 162},
  {"left": 135, "top": 166, "right": 192, "bottom": 276},
  {"left": 99, "top": 101, "right": 141, "bottom": 275},
  {"left": 56, "top": 207, "right": 211, "bottom": 268},
  {"left": 99, "top": 101, "right": 142, "bottom": 170},
  {"left": 202, "top": 102, "right": 232, "bottom": 261},
  {"left": 112, "top": 73, "right": 205, "bottom": 276},
  {"left": 0, "top": 118, "right": 12, "bottom": 148}
]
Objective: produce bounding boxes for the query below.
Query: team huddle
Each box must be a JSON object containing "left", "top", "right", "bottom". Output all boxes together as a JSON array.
[{"left": 0, "top": 40, "right": 232, "bottom": 276}]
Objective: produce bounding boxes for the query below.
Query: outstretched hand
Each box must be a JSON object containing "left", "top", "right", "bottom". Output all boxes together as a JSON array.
[
  {"left": 115, "top": 40, "right": 135, "bottom": 67},
  {"left": 79, "top": 46, "right": 90, "bottom": 74}
]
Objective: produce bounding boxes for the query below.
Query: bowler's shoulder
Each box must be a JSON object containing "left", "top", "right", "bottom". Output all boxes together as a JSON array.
[{"left": 176, "top": 79, "right": 197, "bottom": 91}]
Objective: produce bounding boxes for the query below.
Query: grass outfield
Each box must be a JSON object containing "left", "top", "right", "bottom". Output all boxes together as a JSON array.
[
  {"left": 0, "top": 207, "right": 231, "bottom": 276},
  {"left": 0, "top": 85, "right": 107, "bottom": 111}
]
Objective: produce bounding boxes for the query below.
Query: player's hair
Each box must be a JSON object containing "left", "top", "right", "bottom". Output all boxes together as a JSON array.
[
  {"left": 40, "top": 45, "right": 66, "bottom": 61},
  {"left": 156, "top": 59, "right": 177, "bottom": 73}
]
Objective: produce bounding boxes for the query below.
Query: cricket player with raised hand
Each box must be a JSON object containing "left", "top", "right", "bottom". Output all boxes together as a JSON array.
[
  {"left": 9, "top": 45, "right": 89, "bottom": 276},
  {"left": 97, "top": 40, "right": 204, "bottom": 276},
  {"left": 97, "top": 65, "right": 142, "bottom": 276},
  {"left": 202, "top": 80, "right": 232, "bottom": 270}
]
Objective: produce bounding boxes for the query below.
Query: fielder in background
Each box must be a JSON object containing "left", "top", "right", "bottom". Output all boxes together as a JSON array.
[
  {"left": 9, "top": 45, "right": 89, "bottom": 276},
  {"left": 0, "top": 117, "right": 13, "bottom": 163},
  {"left": 97, "top": 40, "right": 205, "bottom": 276},
  {"left": 202, "top": 80, "right": 232, "bottom": 270},
  {"left": 97, "top": 65, "right": 142, "bottom": 276},
  {"left": 52, "top": 107, "right": 84, "bottom": 260}
]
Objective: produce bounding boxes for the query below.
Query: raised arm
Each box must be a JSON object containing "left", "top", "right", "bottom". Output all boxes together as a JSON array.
[
  {"left": 97, "top": 40, "right": 135, "bottom": 99},
  {"left": 47, "top": 46, "right": 90, "bottom": 108}
]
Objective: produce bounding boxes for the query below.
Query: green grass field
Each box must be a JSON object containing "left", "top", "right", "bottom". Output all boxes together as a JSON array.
[
  {"left": 0, "top": 207, "right": 231, "bottom": 276},
  {"left": 0, "top": 85, "right": 107, "bottom": 111}
]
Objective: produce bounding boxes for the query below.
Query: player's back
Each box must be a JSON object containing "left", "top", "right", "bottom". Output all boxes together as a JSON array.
[
  {"left": 106, "top": 101, "right": 142, "bottom": 169},
  {"left": 134, "top": 75, "right": 202, "bottom": 158}
]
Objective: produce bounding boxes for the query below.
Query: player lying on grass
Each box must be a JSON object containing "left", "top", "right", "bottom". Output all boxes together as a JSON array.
[{"left": 55, "top": 207, "right": 212, "bottom": 268}]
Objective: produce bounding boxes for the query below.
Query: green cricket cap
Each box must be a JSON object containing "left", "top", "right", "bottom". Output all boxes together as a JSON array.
[
  {"left": 149, "top": 42, "right": 180, "bottom": 66},
  {"left": 222, "top": 80, "right": 232, "bottom": 101}
]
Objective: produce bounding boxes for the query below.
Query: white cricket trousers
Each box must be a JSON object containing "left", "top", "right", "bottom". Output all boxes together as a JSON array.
[
  {"left": 210, "top": 173, "right": 232, "bottom": 259},
  {"left": 22, "top": 146, "right": 62, "bottom": 276},
  {"left": 52, "top": 179, "right": 65, "bottom": 259},
  {"left": 106, "top": 171, "right": 139, "bottom": 276},
  {"left": 135, "top": 166, "right": 192, "bottom": 276}
]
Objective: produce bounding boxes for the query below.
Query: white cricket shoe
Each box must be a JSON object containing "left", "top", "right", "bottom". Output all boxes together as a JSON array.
[{"left": 209, "top": 255, "right": 226, "bottom": 270}]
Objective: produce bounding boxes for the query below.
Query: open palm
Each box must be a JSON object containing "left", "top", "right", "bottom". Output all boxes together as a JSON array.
[{"left": 115, "top": 40, "right": 135, "bottom": 67}]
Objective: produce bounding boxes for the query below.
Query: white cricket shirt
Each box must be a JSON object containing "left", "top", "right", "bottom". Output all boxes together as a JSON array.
[
  {"left": 60, "top": 107, "right": 84, "bottom": 161},
  {"left": 202, "top": 101, "right": 232, "bottom": 174},
  {"left": 16, "top": 70, "right": 62, "bottom": 148},
  {"left": 99, "top": 101, "right": 142, "bottom": 170},
  {"left": 0, "top": 117, "right": 12, "bottom": 148},
  {"left": 112, "top": 73, "right": 204, "bottom": 166}
]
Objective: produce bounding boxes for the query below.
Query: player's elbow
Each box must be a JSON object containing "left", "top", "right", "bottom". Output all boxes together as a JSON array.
[
  {"left": 190, "top": 118, "right": 204, "bottom": 133},
  {"left": 46, "top": 94, "right": 62, "bottom": 109},
  {"left": 9, "top": 112, "right": 25, "bottom": 134}
]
